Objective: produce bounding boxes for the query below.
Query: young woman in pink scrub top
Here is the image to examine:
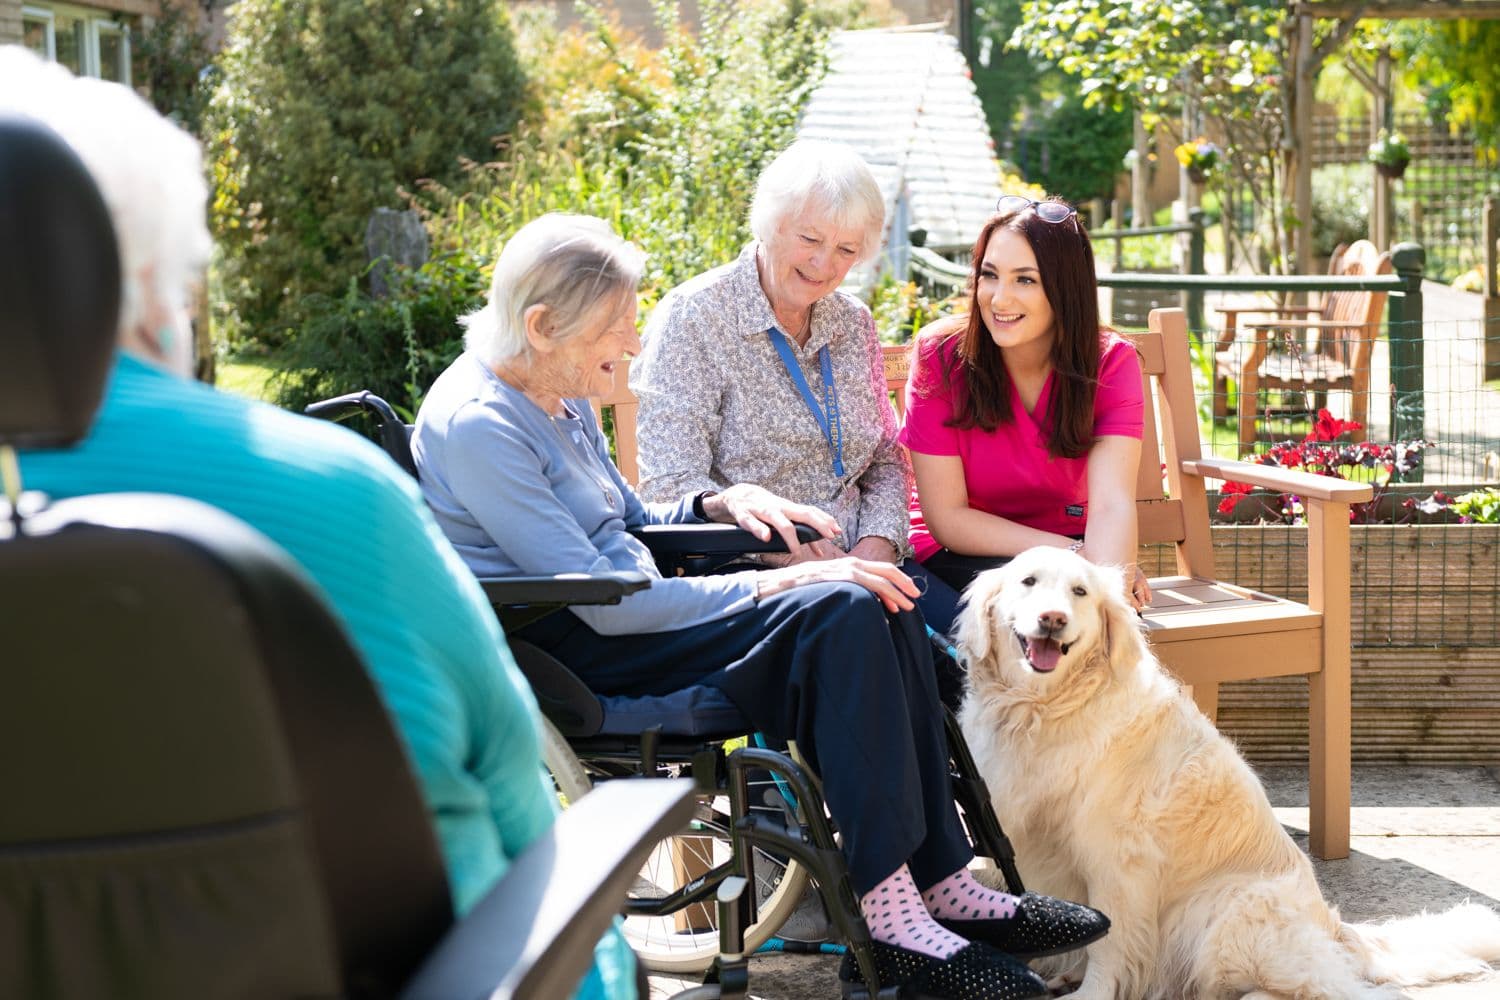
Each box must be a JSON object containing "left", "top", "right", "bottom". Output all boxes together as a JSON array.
[{"left": 900, "top": 196, "right": 1153, "bottom": 614}]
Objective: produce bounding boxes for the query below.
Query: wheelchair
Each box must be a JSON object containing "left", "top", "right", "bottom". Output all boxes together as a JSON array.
[{"left": 306, "top": 390, "right": 1027, "bottom": 995}]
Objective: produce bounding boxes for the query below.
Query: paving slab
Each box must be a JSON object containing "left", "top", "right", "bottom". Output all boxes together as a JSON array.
[{"left": 650, "top": 765, "right": 1500, "bottom": 998}]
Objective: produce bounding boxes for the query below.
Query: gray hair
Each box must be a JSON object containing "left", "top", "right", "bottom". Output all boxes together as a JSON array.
[
  {"left": 462, "top": 213, "right": 646, "bottom": 367},
  {"left": 749, "top": 140, "right": 886, "bottom": 263},
  {"left": 0, "top": 46, "right": 211, "bottom": 364}
]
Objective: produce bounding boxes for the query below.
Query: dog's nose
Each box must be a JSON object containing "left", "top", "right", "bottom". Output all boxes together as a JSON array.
[{"left": 1038, "top": 611, "right": 1068, "bottom": 633}]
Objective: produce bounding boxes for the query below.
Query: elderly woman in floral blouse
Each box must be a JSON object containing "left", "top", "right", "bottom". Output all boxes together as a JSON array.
[{"left": 630, "top": 140, "right": 965, "bottom": 701}]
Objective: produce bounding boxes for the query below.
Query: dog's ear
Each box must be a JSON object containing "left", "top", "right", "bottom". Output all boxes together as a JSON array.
[
  {"left": 1096, "top": 563, "right": 1146, "bottom": 670},
  {"left": 953, "top": 568, "right": 1005, "bottom": 669}
]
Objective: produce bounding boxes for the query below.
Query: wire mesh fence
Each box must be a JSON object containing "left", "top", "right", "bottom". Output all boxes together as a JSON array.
[
  {"left": 1312, "top": 112, "right": 1499, "bottom": 282},
  {"left": 1146, "top": 306, "right": 1500, "bottom": 650}
]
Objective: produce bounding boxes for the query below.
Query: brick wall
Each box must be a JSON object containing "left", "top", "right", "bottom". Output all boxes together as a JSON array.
[{"left": 1, "top": 0, "right": 23, "bottom": 46}]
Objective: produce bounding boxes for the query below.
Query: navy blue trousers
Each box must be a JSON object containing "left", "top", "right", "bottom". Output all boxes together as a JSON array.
[
  {"left": 517, "top": 582, "right": 973, "bottom": 895},
  {"left": 900, "top": 558, "right": 968, "bottom": 709}
]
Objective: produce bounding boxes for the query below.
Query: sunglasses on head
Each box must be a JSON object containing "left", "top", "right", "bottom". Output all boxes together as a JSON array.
[{"left": 996, "top": 195, "right": 1080, "bottom": 232}]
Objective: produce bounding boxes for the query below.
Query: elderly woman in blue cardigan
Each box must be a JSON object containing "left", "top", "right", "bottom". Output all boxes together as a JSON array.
[{"left": 412, "top": 212, "right": 1107, "bottom": 1000}]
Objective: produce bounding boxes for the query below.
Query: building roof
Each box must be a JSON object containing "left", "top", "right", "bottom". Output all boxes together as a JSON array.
[{"left": 798, "top": 24, "right": 1001, "bottom": 281}]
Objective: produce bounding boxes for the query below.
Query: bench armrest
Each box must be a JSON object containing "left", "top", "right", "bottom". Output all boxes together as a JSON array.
[
  {"left": 400, "top": 778, "right": 696, "bottom": 1000},
  {"left": 1183, "top": 457, "right": 1375, "bottom": 504},
  {"left": 479, "top": 572, "right": 652, "bottom": 607},
  {"left": 1215, "top": 305, "right": 1320, "bottom": 318},
  {"left": 1240, "top": 318, "right": 1376, "bottom": 332}
]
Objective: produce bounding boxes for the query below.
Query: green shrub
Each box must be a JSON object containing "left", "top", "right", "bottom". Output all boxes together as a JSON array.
[
  {"left": 1308, "top": 163, "right": 1416, "bottom": 260},
  {"left": 272, "top": 254, "right": 489, "bottom": 418},
  {"left": 1309, "top": 164, "right": 1370, "bottom": 259},
  {"left": 869, "top": 275, "right": 960, "bottom": 345},
  {"left": 423, "top": 0, "right": 859, "bottom": 312},
  {"left": 267, "top": 0, "right": 863, "bottom": 412},
  {"left": 1012, "top": 95, "right": 1133, "bottom": 205},
  {"left": 208, "top": 0, "right": 526, "bottom": 345},
  {"left": 1451, "top": 487, "right": 1500, "bottom": 524},
  {"left": 132, "top": 3, "right": 213, "bottom": 134}
]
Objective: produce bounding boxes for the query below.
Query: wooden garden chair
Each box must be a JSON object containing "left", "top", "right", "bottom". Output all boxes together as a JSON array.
[
  {"left": 598, "top": 307, "right": 1370, "bottom": 859},
  {"left": 1212, "top": 240, "right": 1393, "bottom": 450}
]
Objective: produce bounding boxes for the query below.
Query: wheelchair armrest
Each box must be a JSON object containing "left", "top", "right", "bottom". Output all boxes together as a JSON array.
[
  {"left": 304, "top": 390, "right": 396, "bottom": 423},
  {"left": 400, "top": 778, "right": 696, "bottom": 1000},
  {"left": 303, "top": 391, "right": 418, "bottom": 479},
  {"left": 479, "top": 571, "right": 652, "bottom": 608},
  {"left": 632, "top": 522, "right": 820, "bottom": 576}
]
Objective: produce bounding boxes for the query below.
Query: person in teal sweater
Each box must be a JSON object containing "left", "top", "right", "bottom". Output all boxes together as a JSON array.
[{"left": 1, "top": 47, "right": 635, "bottom": 999}]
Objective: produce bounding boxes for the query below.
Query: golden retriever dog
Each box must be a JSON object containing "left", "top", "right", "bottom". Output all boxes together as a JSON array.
[{"left": 954, "top": 546, "right": 1500, "bottom": 1000}]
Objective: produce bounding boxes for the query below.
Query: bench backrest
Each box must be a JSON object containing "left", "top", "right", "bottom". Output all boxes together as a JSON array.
[
  {"left": 596, "top": 307, "right": 1214, "bottom": 579},
  {"left": 1318, "top": 239, "right": 1393, "bottom": 366}
]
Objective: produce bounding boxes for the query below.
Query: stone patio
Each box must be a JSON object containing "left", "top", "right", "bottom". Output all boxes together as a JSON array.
[{"left": 650, "top": 765, "right": 1500, "bottom": 999}]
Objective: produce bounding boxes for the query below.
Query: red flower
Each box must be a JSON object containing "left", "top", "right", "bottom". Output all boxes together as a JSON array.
[
  {"left": 1309, "top": 408, "right": 1363, "bottom": 443},
  {"left": 1217, "top": 480, "right": 1254, "bottom": 515}
]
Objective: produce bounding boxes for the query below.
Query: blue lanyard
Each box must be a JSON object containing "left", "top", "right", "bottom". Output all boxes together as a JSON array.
[{"left": 767, "top": 328, "right": 845, "bottom": 479}]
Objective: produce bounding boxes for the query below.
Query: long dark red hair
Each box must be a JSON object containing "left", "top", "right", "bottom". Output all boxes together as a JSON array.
[{"left": 926, "top": 201, "right": 1105, "bottom": 459}]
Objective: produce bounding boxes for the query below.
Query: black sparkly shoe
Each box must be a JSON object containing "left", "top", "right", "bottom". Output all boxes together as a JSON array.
[
  {"left": 837, "top": 939, "right": 1048, "bottom": 1000},
  {"left": 936, "top": 891, "right": 1110, "bottom": 960}
]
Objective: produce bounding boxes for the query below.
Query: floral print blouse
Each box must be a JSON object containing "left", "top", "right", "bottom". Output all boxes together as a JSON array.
[{"left": 629, "top": 242, "right": 913, "bottom": 557}]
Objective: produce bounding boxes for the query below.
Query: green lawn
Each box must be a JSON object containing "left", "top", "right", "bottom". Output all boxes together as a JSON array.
[{"left": 215, "top": 357, "right": 280, "bottom": 404}]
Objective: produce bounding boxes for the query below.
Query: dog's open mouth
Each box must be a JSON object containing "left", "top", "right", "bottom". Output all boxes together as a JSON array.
[{"left": 1016, "top": 631, "right": 1070, "bottom": 673}]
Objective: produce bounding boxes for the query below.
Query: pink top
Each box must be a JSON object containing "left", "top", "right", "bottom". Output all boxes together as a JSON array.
[{"left": 899, "top": 331, "right": 1145, "bottom": 562}]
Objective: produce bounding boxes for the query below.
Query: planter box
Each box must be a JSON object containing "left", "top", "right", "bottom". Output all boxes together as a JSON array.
[{"left": 1139, "top": 524, "right": 1500, "bottom": 765}]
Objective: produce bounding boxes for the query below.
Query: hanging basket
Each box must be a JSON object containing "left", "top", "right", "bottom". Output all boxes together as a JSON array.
[
  {"left": 1374, "top": 161, "right": 1408, "bottom": 180},
  {"left": 1187, "top": 167, "right": 1210, "bottom": 184}
]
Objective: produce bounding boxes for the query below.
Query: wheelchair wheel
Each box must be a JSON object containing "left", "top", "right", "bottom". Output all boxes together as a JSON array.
[
  {"left": 538, "top": 718, "right": 812, "bottom": 974},
  {"left": 625, "top": 797, "right": 810, "bottom": 973}
]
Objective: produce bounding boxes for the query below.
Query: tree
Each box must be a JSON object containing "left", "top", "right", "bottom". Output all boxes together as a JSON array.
[
  {"left": 1014, "top": 0, "right": 1369, "bottom": 274},
  {"left": 1392, "top": 19, "right": 1500, "bottom": 150},
  {"left": 1012, "top": 95, "right": 1133, "bottom": 205},
  {"left": 970, "top": 0, "right": 1045, "bottom": 155},
  {"left": 208, "top": 0, "right": 527, "bottom": 343}
]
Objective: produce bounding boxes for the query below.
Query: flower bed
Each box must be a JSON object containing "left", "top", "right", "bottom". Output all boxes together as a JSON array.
[{"left": 1211, "top": 411, "right": 1498, "bottom": 527}]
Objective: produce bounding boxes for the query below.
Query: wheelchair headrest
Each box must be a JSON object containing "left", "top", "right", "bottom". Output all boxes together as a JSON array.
[{"left": 0, "top": 114, "right": 122, "bottom": 450}]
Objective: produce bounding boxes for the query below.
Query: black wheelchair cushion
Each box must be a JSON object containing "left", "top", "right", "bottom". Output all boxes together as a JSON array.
[{"left": 0, "top": 115, "right": 120, "bottom": 449}]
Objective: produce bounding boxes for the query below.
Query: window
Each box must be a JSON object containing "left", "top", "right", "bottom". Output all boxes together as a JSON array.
[
  {"left": 95, "top": 21, "right": 128, "bottom": 83},
  {"left": 21, "top": 7, "right": 54, "bottom": 61},
  {"left": 21, "top": 4, "right": 131, "bottom": 86}
]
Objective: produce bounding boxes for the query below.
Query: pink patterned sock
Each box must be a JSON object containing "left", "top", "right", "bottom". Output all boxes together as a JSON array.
[
  {"left": 921, "top": 867, "right": 1020, "bottom": 921},
  {"left": 860, "top": 864, "right": 969, "bottom": 959}
]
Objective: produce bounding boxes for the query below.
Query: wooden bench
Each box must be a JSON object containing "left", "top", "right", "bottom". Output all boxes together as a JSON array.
[
  {"left": 1212, "top": 240, "right": 1392, "bottom": 449},
  {"left": 596, "top": 306, "right": 1369, "bottom": 859}
]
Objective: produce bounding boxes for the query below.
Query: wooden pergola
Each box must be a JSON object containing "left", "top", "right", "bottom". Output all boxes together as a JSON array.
[{"left": 1286, "top": 0, "right": 1500, "bottom": 274}]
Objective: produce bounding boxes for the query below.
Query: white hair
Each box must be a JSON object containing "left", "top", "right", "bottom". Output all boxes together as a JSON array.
[
  {"left": 749, "top": 139, "right": 886, "bottom": 263},
  {"left": 0, "top": 46, "right": 211, "bottom": 368},
  {"left": 462, "top": 213, "right": 646, "bottom": 367}
]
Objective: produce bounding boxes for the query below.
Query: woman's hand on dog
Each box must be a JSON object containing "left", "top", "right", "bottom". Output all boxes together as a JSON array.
[{"left": 1128, "top": 565, "right": 1152, "bottom": 611}]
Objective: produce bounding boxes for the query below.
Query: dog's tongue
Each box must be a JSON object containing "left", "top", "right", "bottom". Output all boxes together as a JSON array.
[{"left": 1026, "top": 636, "right": 1063, "bottom": 673}]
